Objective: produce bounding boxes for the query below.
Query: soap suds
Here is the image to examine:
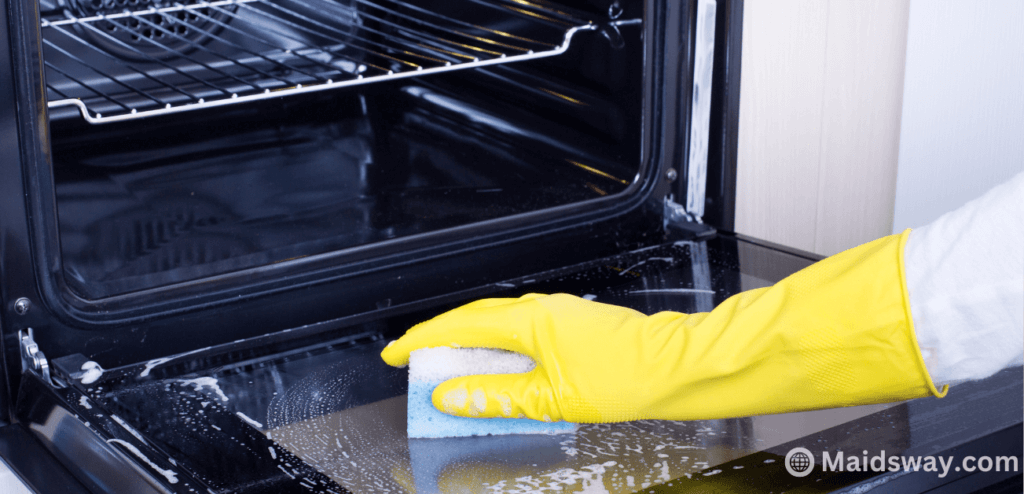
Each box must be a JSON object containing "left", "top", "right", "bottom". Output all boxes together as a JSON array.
[
  {"left": 140, "top": 347, "right": 212, "bottom": 377},
  {"left": 111, "top": 415, "right": 146, "bottom": 442},
  {"left": 469, "top": 389, "right": 487, "bottom": 416},
  {"left": 236, "top": 412, "right": 264, "bottom": 429},
  {"left": 408, "top": 347, "right": 534, "bottom": 383},
  {"left": 140, "top": 358, "right": 173, "bottom": 378},
  {"left": 80, "top": 361, "right": 104, "bottom": 385},
  {"left": 79, "top": 396, "right": 92, "bottom": 410},
  {"left": 486, "top": 461, "right": 618, "bottom": 494},
  {"left": 107, "top": 439, "right": 178, "bottom": 484},
  {"left": 408, "top": 348, "right": 575, "bottom": 438},
  {"left": 277, "top": 464, "right": 296, "bottom": 479},
  {"left": 497, "top": 395, "right": 513, "bottom": 417},
  {"left": 178, "top": 377, "right": 229, "bottom": 402},
  {"left": 441, "top": 388, "right": 468, "bottom": 415}
]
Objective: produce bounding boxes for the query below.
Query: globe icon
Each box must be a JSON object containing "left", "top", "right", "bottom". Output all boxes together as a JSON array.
[{"left": 789, "top": 452, "right": 811, "bottom": 473}]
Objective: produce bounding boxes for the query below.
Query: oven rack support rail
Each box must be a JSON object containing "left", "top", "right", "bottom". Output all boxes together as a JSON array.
[{"left": 42, "top": 0, "right": 636, "bottom": 124}]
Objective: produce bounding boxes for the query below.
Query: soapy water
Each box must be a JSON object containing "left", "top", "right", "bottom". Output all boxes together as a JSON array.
[
  {"left": 244, "top": 326, "right": 755, "bottom": 493},
  {"left": 178, "top": 377, "right": 230, "bottom": 403},
  {"left": 140, "top": 358, "right": 173, "bottom": 378},
  {"left": 70, "top": 343, "right": 404, "bottom": 492},
  {"left": 269, "top": 398, "right": 754, "bottom": 493},
  {"left": 83, "top": 374, "right": 342, "bottom": 492},
  {"left": 111, "top": 414, "right": 147, "bottom": 442},
  {"left": 265, "top": 363, "right": 412, "bottom": 493},
  {"left": 69, "top": 240, "right": 793, "bottom": 492},
  {"left": 68, "top": 355, "right": 771, "bottom": 493},
  {"left": 60, "top": 239, "right": 810, "bottom": 493},
  {"left": 139, "top": 346, "right": 214, "bottom": 378},
  {"left": 81, "top": 360, "right": 732, "bottom": 490},
  {"left": 107, "top": 439, "right": 179, "bottom": 484},
  {"left": 260, "top": 359, "right": 756, "bottom": 493},
  {"left": 70, "top": 348, "right": 753, "bottom": 491},
  {"left": 483, "top": 461, "right": 618, "bottom": 494},
  {"left": 236, "top": 412, "right": 264, "bottom": 429}
]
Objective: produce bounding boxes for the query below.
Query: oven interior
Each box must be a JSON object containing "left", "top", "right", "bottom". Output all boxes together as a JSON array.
[{"left": 40, "top": 0, "right": 647, "bottom": 300}]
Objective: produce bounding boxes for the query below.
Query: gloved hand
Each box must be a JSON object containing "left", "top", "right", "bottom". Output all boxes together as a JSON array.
[{"left": 381, "top": 231, "right": 947, "bottom": 423}]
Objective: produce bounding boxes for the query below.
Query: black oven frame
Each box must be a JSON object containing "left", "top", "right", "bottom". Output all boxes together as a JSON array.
[{"left": 0, "top": 0, "right": 764, "bottom": 492}]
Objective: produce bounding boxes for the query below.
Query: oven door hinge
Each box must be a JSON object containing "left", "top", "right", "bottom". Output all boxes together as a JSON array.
[
  {"left": 664, "top": 197, "right": 716, "bottom": 240},
  {"left": 19, "top": 328, "right": 66, "bottom": 389}
]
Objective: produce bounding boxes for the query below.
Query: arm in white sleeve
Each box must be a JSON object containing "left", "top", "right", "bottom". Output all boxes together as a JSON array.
[{"left": 906, "top": 171, "right": 1024, "bottom": 386}]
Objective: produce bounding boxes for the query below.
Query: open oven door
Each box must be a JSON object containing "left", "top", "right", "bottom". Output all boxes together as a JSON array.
[{"left": 4, "top": 231, "right": 1022, "bottom": 494}]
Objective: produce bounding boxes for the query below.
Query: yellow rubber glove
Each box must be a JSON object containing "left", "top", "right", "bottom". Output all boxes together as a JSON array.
[{"left": 381, "top": 231, "right": 947, "bottom": 423}]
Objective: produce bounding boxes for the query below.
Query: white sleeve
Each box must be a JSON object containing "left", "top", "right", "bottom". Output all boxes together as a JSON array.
[{"left": 905, "top": 171, "right": 1024, "bottom": 387}]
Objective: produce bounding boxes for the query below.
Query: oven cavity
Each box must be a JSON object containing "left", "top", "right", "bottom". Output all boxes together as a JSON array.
[{"left": 42, "top": 0, "right": 646, "bottom": 301}]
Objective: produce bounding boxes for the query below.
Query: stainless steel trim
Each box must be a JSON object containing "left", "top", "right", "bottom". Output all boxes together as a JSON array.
[
  {"left": 685, "top": 0, "right": 716, "bottom": 219},
  {"left": 19, "top": 328, "right": 64, "bottom": 389},
  {"left": 0, "top": 457, "right": 33, "bottom": 494}
]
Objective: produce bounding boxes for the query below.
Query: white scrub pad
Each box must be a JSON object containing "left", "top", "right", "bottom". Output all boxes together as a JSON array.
[{"left": 407, "top": 347, "right": 577, "bottom": 438}]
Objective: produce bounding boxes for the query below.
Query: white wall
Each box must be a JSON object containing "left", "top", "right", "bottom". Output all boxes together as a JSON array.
[
  {"left": 734, "top": 0, "right": 911, "bottom": 256},
  {"left": 891, "top": 0, "right": 1024, "bottom": 233}
]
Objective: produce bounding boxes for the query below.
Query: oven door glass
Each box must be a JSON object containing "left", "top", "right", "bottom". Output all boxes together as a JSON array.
[{"left": 45, "top": 235, "right": 1002, "bottom": 494}]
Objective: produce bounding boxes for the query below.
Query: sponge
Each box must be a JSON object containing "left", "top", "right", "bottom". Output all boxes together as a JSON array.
[{"left": 407, "top": 347, "right": 577, "bottom": 438}]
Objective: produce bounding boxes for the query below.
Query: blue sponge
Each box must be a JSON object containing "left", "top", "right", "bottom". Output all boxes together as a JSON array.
[{"left": 407, "top": 347, "right": 577, "bottom": 439}]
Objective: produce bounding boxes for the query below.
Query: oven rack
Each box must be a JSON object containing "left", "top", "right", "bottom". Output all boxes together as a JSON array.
[{"left": 42, "top": 0, "right": 622, "bottom": 124}]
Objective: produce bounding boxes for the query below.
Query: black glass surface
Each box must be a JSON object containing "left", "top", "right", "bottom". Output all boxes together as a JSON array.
[{"left": 49, "top": 236, "right": 1002, "bottom": 494}]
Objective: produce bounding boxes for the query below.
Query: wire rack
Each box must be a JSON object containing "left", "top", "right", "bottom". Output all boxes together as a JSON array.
[{"left": 43, "top": 0, "right": 610, "bottom": 124}]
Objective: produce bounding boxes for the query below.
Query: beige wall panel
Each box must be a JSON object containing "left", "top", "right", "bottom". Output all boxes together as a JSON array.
[
  {"left": 735, "top": 0, "right": 910, "bottom": 256},
  {"left": 735, "top": 0, "right": 829, "bottom": 254},
  {"left": 814, "top": 0, "right": 910, "bottom": 255}
]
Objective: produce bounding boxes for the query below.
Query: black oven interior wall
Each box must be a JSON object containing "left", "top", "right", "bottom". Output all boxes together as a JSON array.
[{"left": 41, "top": 0, "right": 646, "bottom": 300}]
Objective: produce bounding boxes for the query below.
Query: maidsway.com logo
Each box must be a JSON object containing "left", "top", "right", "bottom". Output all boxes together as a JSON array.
[{"left": 785, "top": 448, "right": 1020, "bottom": 479}]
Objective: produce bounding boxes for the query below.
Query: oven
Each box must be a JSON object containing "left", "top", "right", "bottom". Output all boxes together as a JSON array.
[{"left": 0, "top": 0, "right": 1020, "bottom": 492}]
